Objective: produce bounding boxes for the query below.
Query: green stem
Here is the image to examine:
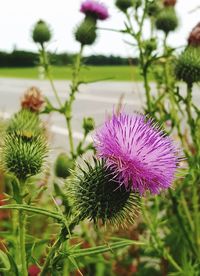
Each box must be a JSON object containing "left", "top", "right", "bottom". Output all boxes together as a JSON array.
[
  {"left": 19, "top": 209, "right": 27, "bottom": 276},
  {"left": 65, "top": 44, "right": 84, "bottom": 158},
  {"left": 126, "top": 10, "right": 152, "bottom": 114},
  {"left": 18, "top": 181, "right": 28, "bottom": 276},
  {"left": 40, "top": 217, "right": 80, "bottom": 275},
  {"left": 169, "top": 190, "right": 197, "bottom": 258},
  {"left": 40, "top": 44, "right": 63, "bottom": 108},
  {"left": 142, "top": 201, "right": 182, "bottom": 272}
]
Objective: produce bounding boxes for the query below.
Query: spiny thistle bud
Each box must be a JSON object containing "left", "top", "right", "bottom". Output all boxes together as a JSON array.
[
  {"left": 55, "top": 153, "right": 74, "bottom": 178},
  {"left": 175, "top": 47, "right": 200, "bottom": 85},
  {"left": 188, "top": 22, "right": 200, "bottom": 47},
  {"left": 146, "top": 1, "right": 160, "bottom": 17},
  {"left": 21, "top": 86, "right": 45, "bottom": 113},
  {"left": 115, "top": 0, "right": 141, "bottom": 12},
  {"left": 32, "top": 20, "right": 51, "bottom": 44},
  {"left": 83, "top": 117, "right": 95, "bottom": 134},
  {"left": 69, "top": 159, "right": 140, "bottom": 226},
  {"left": 2, "top": 110, "right": 48, "bottom": 180},
  {"left": 163, "top": 0, "right": 177, "bottom": 7},
  {"left": 75, "top": 18, "right": 97, "bottom": 45},
  {"left": 155, "top": 7, "right": 178, "bottom": 34},
  {"left": 143, "top": 38, "right": 157, "bottom": 55}
]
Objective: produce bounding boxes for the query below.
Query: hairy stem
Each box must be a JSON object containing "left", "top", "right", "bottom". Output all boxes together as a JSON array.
[
  {"left": 40, "top": 217, "right": 80, "bottom": 275},
  {"left": 66, "top": 44, "right": 84, "bottom": 158},
  {"left": 40, "top": 43, "right": 63, "bottom": 108}
]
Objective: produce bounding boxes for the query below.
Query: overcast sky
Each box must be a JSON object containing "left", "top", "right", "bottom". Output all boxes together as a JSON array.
[{"left": 0, "top": 0, "right": 199, "bottom": 57}]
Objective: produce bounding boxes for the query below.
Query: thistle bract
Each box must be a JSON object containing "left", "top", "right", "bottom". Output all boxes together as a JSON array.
[
  {"left": 146, "top": 1, "right": 160, "bottom": 17},
  {"left": 69, "top": 159, "right": 140, "bottom": 226},
  {"left": 94, "top": 112, "right": 179, "bottom": 195},
  {"left": 115, "top": 0, "right": 140, "bottom": 12},
  {"left": 80, "top": 0, "right": 109, "bottom": 20},
  {"left": 175, "top": 47, "right": 200, "bottom": 85},
  {"left": 2, "top": 110, "right": 48, "bottom": 180},
  {"left": 75, "top": 18, "right": 97, "bottom": 45},
  {"left": 32, "top": 20, "right": 51, "bottom": 44},
  {"left": 155, "top": 7, "right": 178, "bottom": 34}
]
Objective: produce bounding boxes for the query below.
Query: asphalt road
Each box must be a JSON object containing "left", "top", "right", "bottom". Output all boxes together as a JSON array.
[{"left": 0, "top": 78, "right": 199, "bottom": 156}]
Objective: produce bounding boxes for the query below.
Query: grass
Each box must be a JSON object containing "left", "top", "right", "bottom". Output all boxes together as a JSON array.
[{"left": 0, "top": 66, "right": 143, "bottom": 81}]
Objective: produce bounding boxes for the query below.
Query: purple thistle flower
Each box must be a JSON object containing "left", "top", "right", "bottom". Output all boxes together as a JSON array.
[
  {"left": 80, "top": 0, "right": 109, "bottom": 20},
  {"left": 94, "top": 112, "right": 180, "bottom": 195}
]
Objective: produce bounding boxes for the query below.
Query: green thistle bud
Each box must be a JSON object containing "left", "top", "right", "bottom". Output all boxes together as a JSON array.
[
  {"left": 32, "top": 20, "right": 51, "bottom": 44},
  {"left": 146, "top": 1, "right": 160, "bottom": 17},
  {"left": 55, "top": 153, "right": 74, "bottom": 178},
  {"left": 83, "top": 117, "right": 95, "bottom": 134},
  {"left": 143, "top": 38, "right": 157, "bottom": 55},
  {"left": 155, "top": 7, "right": 178, "bottom": 34},
  {"left": 75, "top": 18, "right": 97, "bottom": 46},
  {"left": 115, "top": 0, "right": 141, "bottom": 12},
  {"left": 69, "top": 159, "right": 140, "bottom": 226},
  {"left": 175, "top": 47, "right": 200, "bottom": 85},
  {"left": 2, "top": 110, "right": 48, "bottom": 180}
]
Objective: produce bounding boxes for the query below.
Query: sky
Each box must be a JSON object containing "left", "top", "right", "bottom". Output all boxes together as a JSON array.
[{"left": 0, "top": 0, "right": 199, "bottom": 57}]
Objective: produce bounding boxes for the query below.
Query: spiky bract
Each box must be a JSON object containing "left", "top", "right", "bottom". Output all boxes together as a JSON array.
[
  {"left": 75, "top": 18, "right": 97, "bottom": 45},
  {"left": 2, "top": 110, "right": 48, "bottom": 180},
  {"left": 115, "top": 0, "right": 141, "bottom": 12},
  {"left": 69, "top": 159, "right": 140, "bottom": 226},
  {"left": 32, "top": 20, "right": 51, "bottom": 44},
  {"left": 155, "top": 7, "right": 178, "bottom": 34},
  {"left": 175, "top": 47, "right": 200, "bottom": 85}
]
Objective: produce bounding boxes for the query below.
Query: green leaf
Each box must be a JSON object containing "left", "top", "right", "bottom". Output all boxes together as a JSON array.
[
  {"left": 0, "top": 250, "right": 10, "bottom": 271},
  {"left": 0, "top": 204, "right": 63, "bottom": 221},
  {"left": 70, "top": 239, "right": 144, "bottom": 258}
]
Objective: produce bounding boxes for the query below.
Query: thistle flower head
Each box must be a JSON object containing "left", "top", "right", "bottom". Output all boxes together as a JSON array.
[
  {"left": 69, "top": 159, "right": 140, "bottom": 226},
  {"left": 155, "top": 7, "right": 178, "bottom": 34},
  {"left": 94, "top": 112, "right": 180, "bottom": 195},
  {"left": 80, "top": 0, "right": 109, "bottom": 20},
  {"left": 188, "top": 22, "right": 200, "bottom": 47},
  {"left": 175, "top": 46, "right": 200, "bottom": 85},
  {"left": 163, "top": 0, "right": 177, "bottom": 7},
  {"left": 21, "top": 86, "right": 45, "bottom": 112},
  {"left": 2, "top": 110, "right": 48, "bottom": 180},
  {"left": 32, "top": 20, "right": 51, "bottom": 44}
]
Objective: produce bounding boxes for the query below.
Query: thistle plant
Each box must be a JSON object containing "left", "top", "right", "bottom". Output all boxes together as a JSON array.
[{"left": 1, "top": 109, "right": 48, "bottom": 276}]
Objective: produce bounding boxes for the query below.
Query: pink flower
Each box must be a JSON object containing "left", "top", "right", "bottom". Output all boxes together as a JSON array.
[
  {"left": 80, "top": 0, "right": 109, "bottom": 20},
  {"left": 94, "top": 112, "right": 180, "bottom": 194}
]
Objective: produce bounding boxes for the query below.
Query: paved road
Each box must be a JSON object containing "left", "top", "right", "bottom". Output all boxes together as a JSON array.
[{"left": 0, "top": 78, "right": 199, "bottom": 156}]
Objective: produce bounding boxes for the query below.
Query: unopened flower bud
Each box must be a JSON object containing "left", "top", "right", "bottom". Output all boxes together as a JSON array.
[
  {"left": 75, "top": 18, "right": 97, "bottom": 46},
  {"left": 32, "top": 20, "right": 51, "bottom": 44},
  {"left": 175, "top": 47, "right": 200, "bottom": 85},
  {"left": 55, "top": 153, "right": 74, "bottom": 179},
  {"left": 2, "top": 110, "right": 48, "bottom": 180},
  {"left": 83, "top": 117, "right": 95, "bottom": 134},
  {"left": 155, "top": 7, "right": 178, "bottom": 34}
]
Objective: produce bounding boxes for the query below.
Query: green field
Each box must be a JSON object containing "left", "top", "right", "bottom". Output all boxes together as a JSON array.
[{"left": 0, "top": 66, "right": 143, "bottom": 81}]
